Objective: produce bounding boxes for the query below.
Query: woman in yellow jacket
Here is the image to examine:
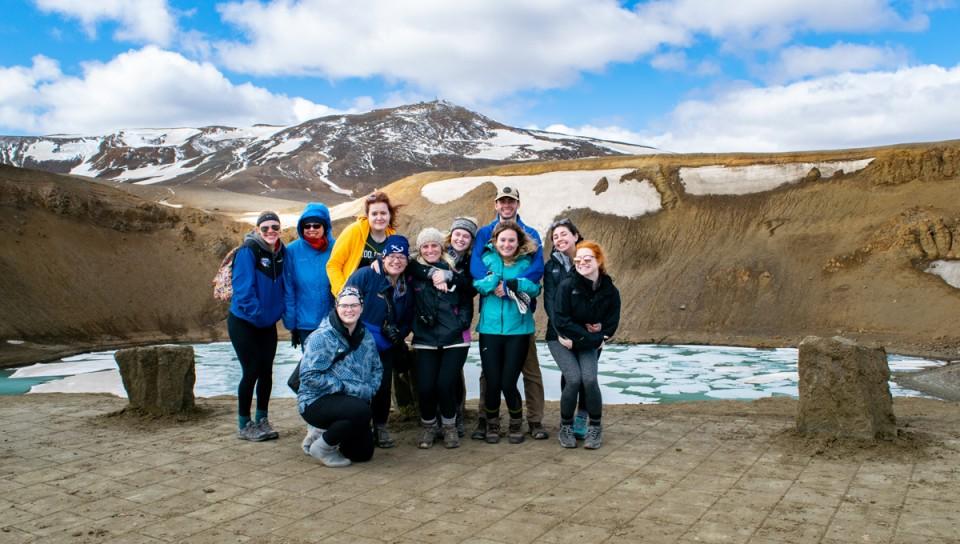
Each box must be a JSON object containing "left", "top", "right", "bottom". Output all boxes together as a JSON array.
[{"left": 327, "top": 191, "right": 399, "bottom": 296}]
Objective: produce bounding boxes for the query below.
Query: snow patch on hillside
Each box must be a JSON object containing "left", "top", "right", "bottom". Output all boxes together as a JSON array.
[
  {"left": 25, "top": 139, "right": 101, "bottom": 161},
  {"left": 680, "top": 159, "right": 874, "bottom": 195},
  {"left": 119, "top": 128, "right": 201, "bottom": 148},
  {"left": 266, "top": 136, "right": 310, "bottom": 156},
  {"left": 421, "top": 168, "right": 660, "bottom": 236},
  {"left": 926, "top": 260, "right": 960, "bottom": 289},
  {"left": 465, "top": 129, "right": 566, "bottom": 160},
  {"left": 115, "top": 159, "right": 199, "bottom": 185}
]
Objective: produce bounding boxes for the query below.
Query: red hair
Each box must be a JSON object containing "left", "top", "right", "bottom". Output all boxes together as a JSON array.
[
  {"left": 363, "top": 190, "right": 401, "bottom": 229},
  {"left": 575, "top": 240, "right": 607, "bottom": 275}
]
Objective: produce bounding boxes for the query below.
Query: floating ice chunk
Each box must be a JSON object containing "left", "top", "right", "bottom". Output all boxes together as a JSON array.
[
  {"left": 6, "top": 339, "right": 24, "bottom": 345},
  {"left": 624, "top": 385, "right": 657, "bottom": 394},
  {"left": 12, "top": 359, "right": 118, "bottom": 378},
  {"left": 657, "top": 383, "right": 710, "bottom": 394},
  {"left": 925, "top": 260, "right": 960, "bottom": 289},
  {"left": 741, "top": 371, "right": 798, "bottom": 384},
  {"left": 29, "top": 370, "right": 126, "bottom": 396},
  {"left": 705, "top": 388, "right": 768, "bottom": 400}
]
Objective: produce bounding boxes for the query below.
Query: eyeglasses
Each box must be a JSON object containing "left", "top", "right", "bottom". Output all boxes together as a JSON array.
[
  {"left": 383, "top": 253, "right": 407, "bottom": 261},
  {"left": 574, "top": 256, "right": 596, "bottom": 264},
  {"left": 259, "top": 224, "right": 281, "bottom": 233},
  {"left": 303, "top": 223, "right": 323, "bottom": 230},
  {"left": 337, "top": 303, "right": 361, "bottom": 310}
]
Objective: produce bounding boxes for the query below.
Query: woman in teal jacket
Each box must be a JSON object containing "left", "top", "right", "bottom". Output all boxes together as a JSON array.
[{"left": 473, "top": 221, "right": 541, "bottom": 444}]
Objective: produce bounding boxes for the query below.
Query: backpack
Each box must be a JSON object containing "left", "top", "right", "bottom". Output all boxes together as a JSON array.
[{"left": 212, "top": 247, "right": 241, "bottom": 302}]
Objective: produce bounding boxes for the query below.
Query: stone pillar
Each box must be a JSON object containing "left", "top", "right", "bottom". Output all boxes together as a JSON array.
[
  {"left": 796, "top": 336, "right": 896, "bottom": 439},
  {"left": 115, "top": 345, "right": 196, "bottom": 415}
]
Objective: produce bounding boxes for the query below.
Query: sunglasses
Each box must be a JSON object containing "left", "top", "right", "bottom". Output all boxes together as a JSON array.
[
  {"left": 259, "top": 224, "right": 281, "bottom": 233},
  {"left": 549, "top": 218, "right": 575, "bottom": 231},
  {"left": 303, "top": 223, "right": 324, "bottom": 230}
]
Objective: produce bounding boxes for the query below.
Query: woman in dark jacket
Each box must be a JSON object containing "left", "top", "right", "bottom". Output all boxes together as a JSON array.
[
  {"left": 543, "top": 218, "right": 589, "bottom": 438},
  {"left": 409, "top": 227, "right": 474, "bottom": 449},
  {"left": 550, "top": 240, "right": 620, "bottom": 450},
  {"left": 344, "top": 235, "right": 413, "bottom": 448},
  {"left": 229, "top": 211, "right": 286, "bottom": 442}
]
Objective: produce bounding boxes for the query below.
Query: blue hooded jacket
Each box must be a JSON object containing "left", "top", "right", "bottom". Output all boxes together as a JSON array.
[
  {"left": 283, "top": 203, "right": 335, "bottom": 333},
  {"left": 229, "top": 232, "right": 285, "bottom": 328}
]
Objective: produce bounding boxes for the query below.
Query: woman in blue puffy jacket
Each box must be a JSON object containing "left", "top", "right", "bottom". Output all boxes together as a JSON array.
[
  {"left": 284, "top": 202, "right": 335, "bottom": 347},
  {"left": 229, "top": 211, "right": 286, "bottom": 442}
]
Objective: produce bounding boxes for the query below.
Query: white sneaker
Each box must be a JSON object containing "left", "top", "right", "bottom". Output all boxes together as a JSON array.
[
  {"left": 308, "top": 436, "right": 351, "bottom": 468},
  {"left": 301, "top": 425, "right": 325, "bottom": 455}
]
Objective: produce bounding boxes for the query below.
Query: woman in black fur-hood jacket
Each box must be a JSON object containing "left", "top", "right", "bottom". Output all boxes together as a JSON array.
[{"left": 409, "top": 227, "right": 475, "bottom": 449}]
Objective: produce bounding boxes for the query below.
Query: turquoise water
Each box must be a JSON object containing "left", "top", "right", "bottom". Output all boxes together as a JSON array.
[{"left": 1, "top": 342, "right": 942, "bottom": 404}]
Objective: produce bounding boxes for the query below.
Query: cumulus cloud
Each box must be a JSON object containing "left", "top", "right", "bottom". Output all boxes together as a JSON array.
[
  {"left": 35, "top": 0, "right": 177, "bottom": 45},
  {"left": 637, "top": 0, "right": 928, "bottom": 49},
  {"left": 214, "top": 0, "right": 684, "bottom": 102},
  {"left": 767, "top": 42, "right": 909, "bottom": 82},
  {"left": 0, "top": 47, "right": 341, "bottom": 135},
  {"left": 646, "top": 64, "right": 960, "bottom": 152}
]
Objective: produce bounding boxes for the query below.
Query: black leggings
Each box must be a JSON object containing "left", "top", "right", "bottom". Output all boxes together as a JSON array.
[
  {"left": 479, "top": 334, "right": 528, "bottom": 419},
  {"left": 372, "top": 345, "right": 403, "bottom": 426},
  {"left": 227, "top": 313, "right": 277, "bottom": 418},
  {"left": 301, "top": 393, "right": 374, "bottom": 462},
  {"left": 416, "top": 346, "right": 469, "bottom": 421}
]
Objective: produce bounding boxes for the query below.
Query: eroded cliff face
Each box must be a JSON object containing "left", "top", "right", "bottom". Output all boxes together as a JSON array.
[
  {"left": 0, "top": 165, "right": 251, "bottom": 366},
  {"left": 387, "top": 142, "right": 960, "bottom": 358}
]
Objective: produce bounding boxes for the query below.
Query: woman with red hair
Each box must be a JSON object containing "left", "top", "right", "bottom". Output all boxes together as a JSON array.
[
  {"left": 549, "top": 240, "right": 621, "bottom": 449},
  {"left": 326, "top": 190, "right": 399, "bottom": 296}
]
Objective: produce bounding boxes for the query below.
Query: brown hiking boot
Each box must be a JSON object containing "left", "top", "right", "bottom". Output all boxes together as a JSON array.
[
  {"left": 508, "top": 417, "right": 525, "bottom": 444},
  {"left": 485, "top": 417, "right": 501, "bottom": 444},
  {"left": 442, "top": 423, "right": 460, "bottom": 449}
]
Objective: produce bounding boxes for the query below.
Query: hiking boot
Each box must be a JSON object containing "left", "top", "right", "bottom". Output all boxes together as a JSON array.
[
  {"left": 374, "top": 425, "right": 396, "bottom": 449},
  {"left": 255, "top": 418, "right": 279, "bottom": 440},
  {"left": 455, "top": 407, "right": 465, "bottom": 438},
  {"left": 584, "top": 424, "right": 603, "bottom": 450},
  {"left": 302, "top": 425, "right": 325, "bottom": 455},
  {"left": 442, "top": 423, "right": 460, "bottom": 449},
  {"left": 308, "top": 437, "right": 351, "bottom": 468},
  {"left": 508, "top": 418, "right": 525, "bottom": 444},
  {"left": 418, "top": 421, "right": 437, "bottom": 449},
  {"left": 573, "top": 410, "right": 588, "bottom": 440},
  {"left": 471, "top": 418, "right": 487, "bottom": 441},
  {"left": 237, "top": 421, "right": 269, "bottom": 442},
  {"left": 485, "top": 418, "right": 501, "bottom": 444},
  {"left": 528, "top": 421, "right": 549, "bottom": 440},
  {"left": 558, "top": 424, "right": 577, "bottom": 448}
]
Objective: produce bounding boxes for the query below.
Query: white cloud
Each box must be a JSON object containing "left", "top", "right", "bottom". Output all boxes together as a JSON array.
[
  {"left": 646, "top": 64, "right": 960, "bottom": 152},
  {"left": 637, "top": 0, "right": 928, "bottom": 49},
  {"left": 35, "top": 0, "right": 177, "bottom": 45},
  {"left": 0, "top": 47, "right": 341, "bottom": 135},
  {"left": 214, "top": 0, "right": 685, "bottom": 102},
  {"left": 768, "top": 42, "right": 909, "bottom": 82},
  {"left": 541, "top": 124, "right": 650, "bottom": 147}
]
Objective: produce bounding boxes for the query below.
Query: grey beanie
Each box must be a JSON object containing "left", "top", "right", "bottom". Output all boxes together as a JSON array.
[{"left": 449, "top": 216, "right": 478, "bottom": 239}]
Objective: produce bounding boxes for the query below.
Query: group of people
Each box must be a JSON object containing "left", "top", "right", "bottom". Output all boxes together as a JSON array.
[{"left": 227, "top": 186, "right": 621, "bottom": 467}]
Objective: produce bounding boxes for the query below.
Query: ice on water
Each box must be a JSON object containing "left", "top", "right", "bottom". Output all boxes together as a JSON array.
[{"left": 2, "top": 342, "right": 944, "bottom": 403}]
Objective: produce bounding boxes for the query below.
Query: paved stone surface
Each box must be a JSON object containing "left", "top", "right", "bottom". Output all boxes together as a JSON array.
[{"left": 1, "top": 394, "right": 958, "bottom": 543}]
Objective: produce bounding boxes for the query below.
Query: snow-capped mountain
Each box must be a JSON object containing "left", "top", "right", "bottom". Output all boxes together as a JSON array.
[{"left": 0, "top": 101, "right": 659, "bottom": 203}]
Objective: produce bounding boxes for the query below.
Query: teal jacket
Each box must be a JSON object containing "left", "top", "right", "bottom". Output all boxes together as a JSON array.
[{"left": 473, "top": 247, "right": 542, "bottom": 335}]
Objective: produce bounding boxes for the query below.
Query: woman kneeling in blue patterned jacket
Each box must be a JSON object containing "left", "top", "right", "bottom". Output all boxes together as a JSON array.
[{"left": 297, "top": 287, "right": 382, "bottom": 467}]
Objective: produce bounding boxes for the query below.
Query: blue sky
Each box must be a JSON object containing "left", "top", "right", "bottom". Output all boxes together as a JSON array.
[{"left": 2, "top": 0, "right": 959, "bottom": 152}]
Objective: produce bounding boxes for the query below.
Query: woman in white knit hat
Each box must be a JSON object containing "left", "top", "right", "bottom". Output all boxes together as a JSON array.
[{"left": 408, "top": 227, "right": 475, "bottom": 448}]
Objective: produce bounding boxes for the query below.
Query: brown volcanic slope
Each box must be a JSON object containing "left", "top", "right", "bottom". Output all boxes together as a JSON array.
[
  {"left": 2, "top": 141, "right": 959, "bottom": 367},
  {"left": 0, "top": 165, "right": 252, "bottom": 367},
  {"left": 377, "top": 142, "right": 960, "bottom": 359}
]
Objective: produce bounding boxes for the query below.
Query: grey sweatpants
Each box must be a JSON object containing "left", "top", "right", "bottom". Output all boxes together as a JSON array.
[{"left": 547, "top": 340, "right": 602, "bottom": 423}]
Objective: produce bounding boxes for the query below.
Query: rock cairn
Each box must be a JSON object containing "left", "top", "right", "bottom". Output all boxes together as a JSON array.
[
  {"left": 115, "top": 345, "right": 196, "bottom": 415},
  {"left": 796, "top": 336, "right": 896, "bottom": 439}
]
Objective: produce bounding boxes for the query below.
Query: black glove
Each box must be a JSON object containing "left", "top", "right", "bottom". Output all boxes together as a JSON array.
[
  {"left": 505, "top": 278, "right": 519, "bottom": 293},
  {"left": 290, "top": 330, "right": 301, "bottom": 349},
  {"left": 382, "top": 323, "right": 405, "bottom": 345}
]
